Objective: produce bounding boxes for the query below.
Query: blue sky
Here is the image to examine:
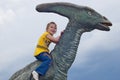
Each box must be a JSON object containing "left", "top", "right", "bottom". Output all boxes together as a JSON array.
[{"left": 0, "top": 0, "right": 120, "bottom": 80}]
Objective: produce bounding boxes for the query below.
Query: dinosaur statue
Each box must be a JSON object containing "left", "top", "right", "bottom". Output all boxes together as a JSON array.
[{"left": 9, "top": 2, "right": 112, "bottom": 80}]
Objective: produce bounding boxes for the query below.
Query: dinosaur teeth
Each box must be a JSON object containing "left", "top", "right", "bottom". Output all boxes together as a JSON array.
[
  {"left": 101, "top": 22, "right": 112, "bottom": 26},
  {"left": 97, "top": 23, "right": 110, "bottom": 31},
  {"left": 99, "top": 23, "right": 109, "bottom": 28},
  {"left": 99, "top": 22, "right": 112, "bottom": 30}
]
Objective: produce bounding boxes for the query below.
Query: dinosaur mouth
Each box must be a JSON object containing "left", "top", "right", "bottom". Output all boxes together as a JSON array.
[{"left": 98, "top": 22, "right": 112, "bottom": 31}]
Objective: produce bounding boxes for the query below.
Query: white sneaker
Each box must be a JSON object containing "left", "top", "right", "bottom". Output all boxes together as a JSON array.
[{"left": 32, "top": 71, "right": 39, "bottom": 80}]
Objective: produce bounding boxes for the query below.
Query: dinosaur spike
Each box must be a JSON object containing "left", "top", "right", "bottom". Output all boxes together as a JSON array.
[{"left": 36, "top": 2, "right": 81, "bottom": 19}]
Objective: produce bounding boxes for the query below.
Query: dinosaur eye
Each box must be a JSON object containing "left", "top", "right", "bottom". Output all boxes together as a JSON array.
[{"left": 88, "top": 11, "right": 92, "bottom": 16}]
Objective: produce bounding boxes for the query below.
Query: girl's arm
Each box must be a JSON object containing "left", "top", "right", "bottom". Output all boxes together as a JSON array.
[
  {"left": 47, "top": 34, "right": 60, "bottom": 43},
  {"left": 47, "top": 30, "right": 64, "bottom": 43}
]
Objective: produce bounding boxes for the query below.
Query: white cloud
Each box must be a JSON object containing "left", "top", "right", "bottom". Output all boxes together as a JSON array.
[
  {"left": 9, "top": 0, "right": 21, "bottom": 2},
  {"left": 0, "top": 8, "right": 16, "bottom": 25}
]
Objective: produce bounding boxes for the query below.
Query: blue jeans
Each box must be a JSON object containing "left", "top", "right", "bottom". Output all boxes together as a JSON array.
[{"left": 35, "top": 52, "right": 52, "bottom": 76}]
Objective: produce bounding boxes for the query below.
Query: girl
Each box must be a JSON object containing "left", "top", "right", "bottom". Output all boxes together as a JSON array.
[{"left": 32, "top": 22, "right": 62, "bottom": 80}]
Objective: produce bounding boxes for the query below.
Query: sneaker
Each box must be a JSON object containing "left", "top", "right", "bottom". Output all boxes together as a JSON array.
[{"left": 32, "top": 71, "right": 39, "bottom": 80}]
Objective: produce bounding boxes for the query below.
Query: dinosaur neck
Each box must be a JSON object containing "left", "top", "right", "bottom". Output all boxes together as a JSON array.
[
  {"left": 59, "top": 24, "right": 84, "bottom": 55},
  {"left": 52, "top": 21, "right": 85, "bottom": 72}
]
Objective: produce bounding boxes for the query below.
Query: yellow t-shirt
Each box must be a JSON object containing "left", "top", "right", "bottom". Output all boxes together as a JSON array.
[{"left": 34, "top": 32, "right": 51, "bottom": 56}]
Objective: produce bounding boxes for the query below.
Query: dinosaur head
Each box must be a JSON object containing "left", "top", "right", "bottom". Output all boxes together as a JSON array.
[
  {"left": 36, "top": 2, "right": 112, "bottom": 31},
  {"left": 75, "top": 7, "right": 112, "bottom": 31}
]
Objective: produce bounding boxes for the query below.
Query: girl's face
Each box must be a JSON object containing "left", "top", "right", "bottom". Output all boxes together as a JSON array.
[{"left": 47, "top": 24, "right": 57, "bottom": 35}]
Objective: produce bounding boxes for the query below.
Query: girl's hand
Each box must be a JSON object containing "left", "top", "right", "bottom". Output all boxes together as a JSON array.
[{"left": 61, "top": 30, "right": 64, "bottom": 35}]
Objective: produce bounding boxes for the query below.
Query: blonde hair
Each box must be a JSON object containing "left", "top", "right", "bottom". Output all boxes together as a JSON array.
[{"left": 46, "top": 22, "right": 57, "bottom": 31}]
